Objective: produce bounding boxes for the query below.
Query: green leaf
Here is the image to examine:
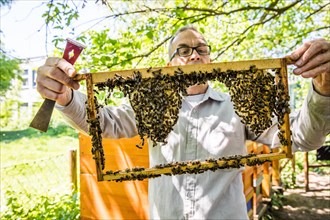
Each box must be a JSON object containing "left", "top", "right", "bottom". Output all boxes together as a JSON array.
[{"left": 146, "top": 31, "right": 153, "bottom": 39}]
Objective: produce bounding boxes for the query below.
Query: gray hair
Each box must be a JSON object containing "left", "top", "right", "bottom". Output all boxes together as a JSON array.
[{"left": 168, "top": 25, "right": 207, "bottom": 60}]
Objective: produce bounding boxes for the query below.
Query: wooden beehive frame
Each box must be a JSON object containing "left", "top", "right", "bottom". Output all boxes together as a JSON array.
[{"left": 75, "top": 58, "right": 293, "bottom": 182}]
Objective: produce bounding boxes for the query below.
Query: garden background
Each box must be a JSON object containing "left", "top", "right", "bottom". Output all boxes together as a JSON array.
[{"left": 1, "top": 0, "right": 329, "bottom": 219}]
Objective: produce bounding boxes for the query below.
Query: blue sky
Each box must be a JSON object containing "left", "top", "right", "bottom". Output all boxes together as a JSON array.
[{"left": 1, "top": 0, "right": 109, "bottom": 59}]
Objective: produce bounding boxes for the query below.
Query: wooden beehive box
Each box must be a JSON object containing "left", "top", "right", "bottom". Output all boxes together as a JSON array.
[
  {"left": 79, "top": 135, "right": 276, "bottom": 219},
  {"left": 79, "top": 133, "right": 149, "bottom": 219}
]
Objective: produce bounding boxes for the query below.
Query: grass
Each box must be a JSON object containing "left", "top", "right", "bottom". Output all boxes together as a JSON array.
[
  {"left": 0, "top": 122, "right": 79, "bottom": 167},
  {"left": 1, "top": 120, "right": 81, "bottom": 217}
]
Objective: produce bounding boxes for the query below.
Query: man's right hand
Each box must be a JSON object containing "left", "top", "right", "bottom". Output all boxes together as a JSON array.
[{"left": 36, "top": 57, "right": 80, "bottom": 106}]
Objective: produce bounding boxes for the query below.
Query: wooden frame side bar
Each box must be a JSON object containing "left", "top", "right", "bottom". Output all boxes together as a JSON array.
[
  {"left": 280, "top": 59, "right": 293, "bottom": 158},
  {"left": 86, "top": 74, "right": 104, "bottom": 181}
]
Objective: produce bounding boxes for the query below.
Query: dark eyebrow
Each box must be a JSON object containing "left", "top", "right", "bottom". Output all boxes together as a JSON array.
[
  {"left": 196, "top": 42, "right": 208, "bottom": 46},
  {"left": 177, "top": 43, "right": 190, "bottom": 48}
]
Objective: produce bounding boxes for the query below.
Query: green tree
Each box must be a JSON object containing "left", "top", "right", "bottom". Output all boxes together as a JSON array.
[
  {"left": 43, "top": 0, "right": 329, "bottom": 70},
  {"left": 0, "top": 50, "right": 21, "bottom": 95},
  {"left": 0, "top": 0, "right": 21, "bottom": 95},
  {"left": 42, "top": 0, "right": 329, "bottom": 106}
]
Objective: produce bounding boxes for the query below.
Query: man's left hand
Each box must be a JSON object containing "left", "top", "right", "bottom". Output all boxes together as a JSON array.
[{"left": 287, "top": 38, "right": 330, "bottom": 96}]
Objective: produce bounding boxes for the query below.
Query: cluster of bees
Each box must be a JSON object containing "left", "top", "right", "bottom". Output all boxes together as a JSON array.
[
  {"left": 222, "top": 66, "right": 277, "bottom": 134},
  {"left": 274, "top": 74, "right": 291, "bottom": 146},
  {"left": 104, "top": 153, "right": 270, "bottom": 182},
  {"left": 95, "top": 65, "right": 288, "bottom": 144},
  {"left": 86, "top": 98, "right": 106, "bottom": 170},
  {"left": 87, "top": 65, "right": 290, "bottom": 178}
]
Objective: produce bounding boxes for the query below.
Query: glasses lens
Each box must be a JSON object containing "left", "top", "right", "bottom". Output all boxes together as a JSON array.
[
  {"left": 177, "top": 46, "right": 210, "bottom": 57},
  {"left": 175, "top": 45, "right": 211, "bottom": 58},
  {"left": 196, "top": 45, "right": 210, "bottom": 55},
  {"left": 177, "top": 47, "right": 192, "bottom": 57}
]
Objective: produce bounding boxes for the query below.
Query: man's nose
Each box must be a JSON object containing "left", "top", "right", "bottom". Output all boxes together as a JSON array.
[{"left": 189, "top": 49, "right": 200, "bottom": 61}]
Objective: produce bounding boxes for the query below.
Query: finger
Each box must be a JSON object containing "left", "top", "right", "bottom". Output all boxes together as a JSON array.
[
  {"left": 295, "top": 39, "right": 330, "bottom": 67},
  {"left": 36, "top": 84, "right": 59, "bottom": 101},
  {"left": 44, "top": 57, "right": 61, "bottom": 67},
  {"left": 287, "top": 38, "right": 327, "bottom": 62},
  {"left": 293, "top": 50, "right": 330, "bottom": 75},
  {"left": 37, "top": 65, "right": 57, "bottom": 80},
  {"left": 57, "top": 58, "right": 76, "bottom": 77},
  {"left": 41, "top": 65, "right": 79, "bottom": 90},
  {"left": 38, "top": 76, "right": 67, "bottom": 94},
  {"left": 299, "top": 62, "right": 330, "bottom": 78},
  {"left": 287, "top": 41, "right": 312, "bottom": 61},
  {"left": 36, "top": 72, "right": 66, "bottom": 94},
  {"left": 45, "top": 57, "right": 76, "bottom": 77}
]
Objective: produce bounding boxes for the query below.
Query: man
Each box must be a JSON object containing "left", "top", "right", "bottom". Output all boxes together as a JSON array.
[{"left": 36, "top": 26, "right": 330, "bottom": 219}]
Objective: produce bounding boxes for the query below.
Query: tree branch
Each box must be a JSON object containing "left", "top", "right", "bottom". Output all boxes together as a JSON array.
[
  {"left": 305, "top": 2, "right": 330, "bottom": 20},
  {"left": 212, "top": 12, "right": 281, "bottom": 61},
  {"left": 259, "top": 0, "right": 280, "bottom": 22},
  {"left": 108, "top": 35, "right": 172, "bottom": 69},
  {"left": 72, "top": 0, "right": 302, "bottom": 44},
  {"left": 90, "top": 0, "right": 302, "bottom": 23},
  {"left": 211, "top": 0, "right": 302, "bottom": 60},
  {"left": 286, "top": 25, "right": 330, "bottom": 54},
  {"left": 74, "top": 0, "right": 323, "bottom": 70}
]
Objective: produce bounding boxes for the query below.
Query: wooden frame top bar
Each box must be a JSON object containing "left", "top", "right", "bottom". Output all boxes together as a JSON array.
[{"left": 75, "top": 58, "right": 292, "bottom": 84}]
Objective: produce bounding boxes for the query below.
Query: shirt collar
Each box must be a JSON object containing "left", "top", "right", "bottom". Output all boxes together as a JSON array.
[{"left": 202, "top": 85, "right": 225, "bottom": 102}]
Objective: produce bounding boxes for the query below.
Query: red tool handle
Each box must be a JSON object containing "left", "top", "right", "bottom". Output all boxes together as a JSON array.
[{"left": 29, "top": 39, "right": 85, "bottom": 132}]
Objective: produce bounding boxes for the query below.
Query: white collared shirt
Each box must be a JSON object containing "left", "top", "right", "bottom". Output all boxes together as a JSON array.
[
  {"left": 56, "top": 84, "right": 330, "bottom": 219},
  {"left": 148, "top": 87, "right": 248, "bottom": 219}
]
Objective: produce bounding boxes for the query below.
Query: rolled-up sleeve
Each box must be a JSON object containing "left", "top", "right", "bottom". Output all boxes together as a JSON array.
[
  {"left": 55, "top": 90, "right": 138, "bottom": 139},
  {"left": 291, "top": 85, "right": 330, "bottom": 152}
]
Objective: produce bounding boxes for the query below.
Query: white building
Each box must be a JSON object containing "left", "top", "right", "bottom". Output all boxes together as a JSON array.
[{"left": 16, "top": 57, "right": 45, "bottom": 116}]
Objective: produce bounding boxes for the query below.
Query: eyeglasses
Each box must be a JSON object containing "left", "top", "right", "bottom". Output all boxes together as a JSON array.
[{"left": 170, "top": 45, "right": 211, "bottom": 61}]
